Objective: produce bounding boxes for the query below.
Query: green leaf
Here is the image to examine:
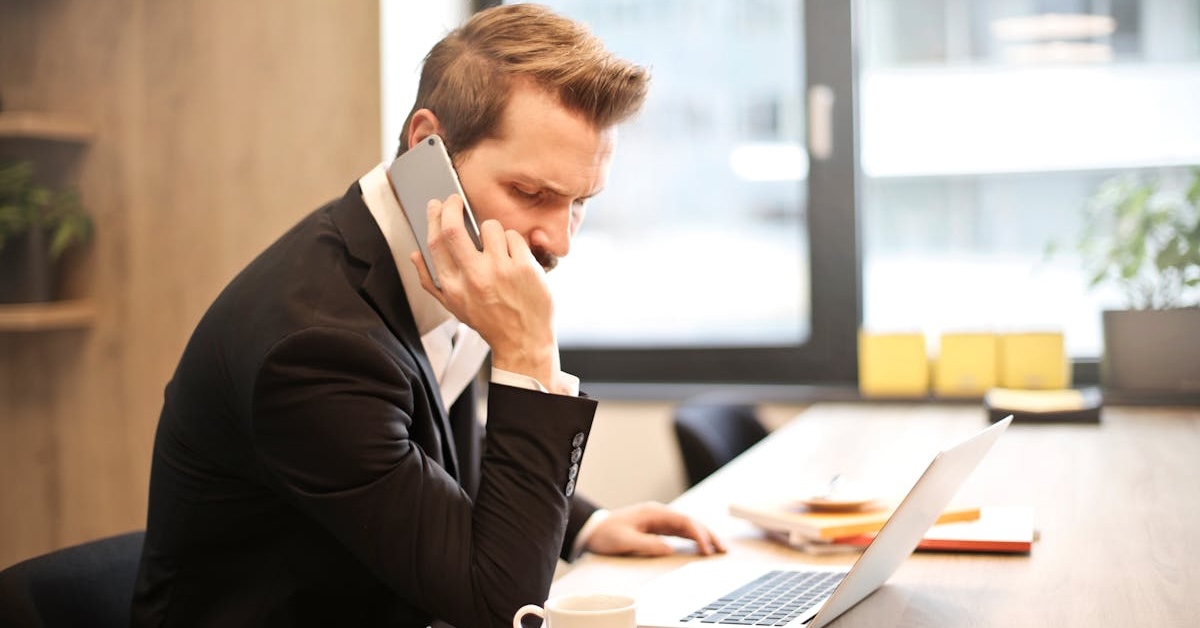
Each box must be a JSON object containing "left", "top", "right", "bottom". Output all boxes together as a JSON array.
[{"left": 1070, "top": 166, "right": 1200, "bottom": 309}]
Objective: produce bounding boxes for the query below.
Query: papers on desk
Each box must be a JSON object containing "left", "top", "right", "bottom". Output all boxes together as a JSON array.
[
  {"left": 731, "top": 500, "right": 1036, "bottom": 555},
  {"left": 730, "top": 500, "right": 982, "bottom": 542},
  {"left": 815, "top": 506, "right": 1037, "bottom": 554}
]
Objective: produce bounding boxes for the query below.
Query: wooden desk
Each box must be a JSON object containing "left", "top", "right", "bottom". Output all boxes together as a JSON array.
[{"left": 554, "top": 403, "right": 1200, "bottom": 627}]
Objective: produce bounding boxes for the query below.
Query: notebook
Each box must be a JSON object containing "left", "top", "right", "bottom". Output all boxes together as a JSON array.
[{"left": 635, "top": 415, "right": 1013, "bottom": 628}]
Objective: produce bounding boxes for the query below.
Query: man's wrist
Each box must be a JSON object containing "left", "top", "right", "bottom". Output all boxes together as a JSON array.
[
  {"left": 491, "top": 347, "right": 556, "bottom": 391},
  {"left": 491, "top": 367, "right": 580, "bottom": 397},
  {"left": 570, "top": 508, "right": 610, "bottom": 559}
]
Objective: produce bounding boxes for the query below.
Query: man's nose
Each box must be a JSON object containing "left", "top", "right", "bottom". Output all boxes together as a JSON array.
[{"left": 529, "top": 204, "right": 574, "bottom": 259}]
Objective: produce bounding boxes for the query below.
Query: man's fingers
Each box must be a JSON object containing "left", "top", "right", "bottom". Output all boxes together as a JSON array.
[
  {"left": 410, "top": 251, "right": 441, "bottom": 297},
  {"left": 503, "top": 228, "right": 539, "bottom": 268},
  {"left": 434, "top": 194, "right": 476, "bottom": 261},
  {"left": 622, "top": 531, "right": 673, "bottom": 557},
  {"left": 423, "top": 198, "right": 451, "bottom": 283},
  {"left": 478, "top": 218, "right": 507, "bottom": 256},
  {"left": 630, "top": 504, "right": 726, "bottom": 556},
  {"left": 657, "top": 515, "right": 719, "bottom": 555},
  {"left": 708, "top": 526, "right": 728, "bottom": 553},
  {"left": 425, "top": 194, "right": 492, "bottom": 295},
  {"left": 690, "top": 524, "right": 726, "bottom": 556}
]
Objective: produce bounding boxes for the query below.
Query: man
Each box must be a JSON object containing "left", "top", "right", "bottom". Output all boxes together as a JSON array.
[{"left": 131, "top": 4, "right": 723, "bottom": 627}]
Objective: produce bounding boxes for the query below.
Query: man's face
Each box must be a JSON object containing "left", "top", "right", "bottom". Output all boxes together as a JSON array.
[{"left": 453, "top": 82, "right": 616, "bottom": 271}]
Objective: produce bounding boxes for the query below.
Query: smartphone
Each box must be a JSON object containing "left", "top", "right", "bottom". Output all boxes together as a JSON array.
[{"left": 387, "top": 134, "right": 482, "bottom": 285}]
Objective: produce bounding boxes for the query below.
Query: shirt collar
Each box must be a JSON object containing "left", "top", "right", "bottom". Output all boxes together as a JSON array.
[{"left": 359, "top": 162, "right": 452, "bottom": 336}]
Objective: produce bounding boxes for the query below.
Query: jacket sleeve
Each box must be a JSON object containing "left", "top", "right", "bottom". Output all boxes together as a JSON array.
[{"left": 250, "top": 326, "right": 597, "bottom": 628}]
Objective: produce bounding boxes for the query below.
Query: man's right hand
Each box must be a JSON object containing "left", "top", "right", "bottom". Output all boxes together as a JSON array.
[{"left": 412, "top": 194, "right": 567, "bottom": 393}]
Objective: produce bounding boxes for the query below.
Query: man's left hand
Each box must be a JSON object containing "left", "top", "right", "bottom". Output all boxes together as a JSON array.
[{"left": 584, "top": 502, "right": 727, "bottom": 557}]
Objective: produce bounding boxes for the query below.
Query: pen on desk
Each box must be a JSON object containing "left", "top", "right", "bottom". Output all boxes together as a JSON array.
[{"left": 819, "top": 473, "right": 842, "bottom": 499}]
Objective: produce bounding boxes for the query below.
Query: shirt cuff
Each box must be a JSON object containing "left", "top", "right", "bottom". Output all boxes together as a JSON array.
[
  {"left": 491, "top": 367, "right": 581, "bottom": 397},
  {"left": 570, "top": 508, "right": 610, "bottom": 560}
]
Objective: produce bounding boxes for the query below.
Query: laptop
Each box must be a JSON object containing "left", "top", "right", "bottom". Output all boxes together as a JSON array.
[{"left": 635, "top": 415, "right": 1013, "bottom": 628}]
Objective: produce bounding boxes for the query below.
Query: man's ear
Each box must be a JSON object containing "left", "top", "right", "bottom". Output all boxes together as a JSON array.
[{"left": 406, "top": 109, "right": 443, "bottom": 151}]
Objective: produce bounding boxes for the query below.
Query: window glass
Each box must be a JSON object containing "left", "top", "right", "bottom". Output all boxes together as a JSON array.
[
  {"left": 512, "top": 0, "right": 811, "bottom": 348},
  {"left": 859, "top": 0, "right": 1200, "bottom": 357}
]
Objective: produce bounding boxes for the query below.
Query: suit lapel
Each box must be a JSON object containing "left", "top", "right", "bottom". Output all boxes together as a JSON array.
[{"left": 329, "top": 183, "right": 460, "bottom": 479}]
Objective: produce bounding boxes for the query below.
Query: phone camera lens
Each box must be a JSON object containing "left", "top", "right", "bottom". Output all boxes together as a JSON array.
[{"left": 427, "top": 138, "right": 435, "bottom": 145}]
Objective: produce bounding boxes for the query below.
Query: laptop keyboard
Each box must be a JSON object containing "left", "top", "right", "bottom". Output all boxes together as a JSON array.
[{"left": 679, "top": 569, "right": 845, "bottom": 626}]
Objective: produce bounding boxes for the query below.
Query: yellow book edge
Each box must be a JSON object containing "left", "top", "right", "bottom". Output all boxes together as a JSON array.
[{"left": 729, "top": 501, "right": 981, "bottom": 542}]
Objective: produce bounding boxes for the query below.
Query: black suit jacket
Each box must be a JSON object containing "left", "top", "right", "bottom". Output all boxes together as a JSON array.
[{"left": 131, "top": 183, "right": 599, "bottom": 628}]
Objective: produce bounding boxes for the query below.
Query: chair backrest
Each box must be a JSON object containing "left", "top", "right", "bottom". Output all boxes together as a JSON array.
[
  {"left": 672, "top": 400, "right": 769, "bottom": 488},
  {"left": 0, "top": 531, "right": 145, "bottom": 628}
]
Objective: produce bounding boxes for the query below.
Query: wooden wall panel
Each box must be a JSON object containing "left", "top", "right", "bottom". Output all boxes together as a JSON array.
[
  {"left": 0, "top": 0, "right": 381, "bottom": 567},
  {"left": 0, "top": 334, "right": 60, "bottom": 561}
]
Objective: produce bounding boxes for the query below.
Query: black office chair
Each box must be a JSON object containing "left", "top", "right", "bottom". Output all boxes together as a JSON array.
[
  {"left": 672, "top": 399, "right": 769, "bottom": 488},
  {"left": 0, "top": 530, "right": 145, "bottom": 628}
]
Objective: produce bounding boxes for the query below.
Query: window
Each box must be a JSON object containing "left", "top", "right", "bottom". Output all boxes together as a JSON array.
[
  {"left": 486, "top": 0, "right": 859, "bottom": 383},
  {"left": 386, "top": 0, "right": 1200, "bottom": 384},
  {"left": 859, "top": 0, "right": 1200, "bottom": 359}
]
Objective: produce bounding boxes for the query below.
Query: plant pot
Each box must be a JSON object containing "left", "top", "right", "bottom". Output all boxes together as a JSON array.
[
  {"left": 0, "top": 222, "right": 54, "bottom": 303},
  {"left": 1102, "top": 309, "right": 1200, "bottom": 398}
]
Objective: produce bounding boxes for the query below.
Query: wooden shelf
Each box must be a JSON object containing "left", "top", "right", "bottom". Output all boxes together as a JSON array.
[
  {"left": 0, "top": 112, "right": 96, "bottom": 333},
  {"left": 0, "top": 299, "right": 97, "bottom": 332},
  {"left": 0, "top": 111, "right": 94, "bottom": 143}
]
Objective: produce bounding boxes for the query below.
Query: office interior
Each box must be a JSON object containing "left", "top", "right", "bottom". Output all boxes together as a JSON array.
[{"left": 1, "top": 0, "right": 1198, "bottom": 571}]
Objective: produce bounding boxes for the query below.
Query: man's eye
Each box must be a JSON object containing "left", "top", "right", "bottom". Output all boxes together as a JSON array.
[{"left": 514, "top": 186, "right": 541, "bottom": 199}]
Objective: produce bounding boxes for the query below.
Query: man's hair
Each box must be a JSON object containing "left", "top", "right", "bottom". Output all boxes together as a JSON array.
[{"left": 398, "top": 3, "right": 650, "bottom": 157}]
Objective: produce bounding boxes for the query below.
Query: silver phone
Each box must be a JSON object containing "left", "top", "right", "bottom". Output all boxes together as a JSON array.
[{"left": 387, "top": 134, "right": 482, "bottom": 284}]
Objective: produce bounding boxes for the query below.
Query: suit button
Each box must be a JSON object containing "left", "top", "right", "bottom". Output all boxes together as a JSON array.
[
  {"left": 565, "top": 478, "right": 576, "bottom": 497},
  {"left": 571, "top": 447, "right": 583, "bottom": 464},
  {"left": 568, "top": 463, "right": 579, "bottom": 480},
  {"left": 572, "top": 432, "right": 585, "bottom": 447}
]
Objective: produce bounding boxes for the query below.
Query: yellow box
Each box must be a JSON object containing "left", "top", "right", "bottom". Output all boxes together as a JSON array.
[
  {"left": 934, "top": 333, "right": 998, "bottom": 398},
  {"left": 999, "top": 332, "right": 1069, "bottom": 390},
  {"left": 858, "top": 331, "right": 929, "bottom": 398}
]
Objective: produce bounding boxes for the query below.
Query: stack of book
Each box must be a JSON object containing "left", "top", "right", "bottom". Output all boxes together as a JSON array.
[{"left": 729, "top": 500, "right": 1035, "bottom": 554}]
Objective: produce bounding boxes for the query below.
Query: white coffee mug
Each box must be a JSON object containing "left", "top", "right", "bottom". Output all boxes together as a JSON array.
[{"left": 512, "top": 593, "right": 637, "bottom": 628}]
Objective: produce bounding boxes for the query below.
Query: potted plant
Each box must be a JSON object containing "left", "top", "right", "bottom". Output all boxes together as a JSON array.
[
  {"left": 1072, "top": 166, "right": 1200, "bottom": 398},
  {"left": 0, "top": 159, "right": 92, "bottom": 303}
]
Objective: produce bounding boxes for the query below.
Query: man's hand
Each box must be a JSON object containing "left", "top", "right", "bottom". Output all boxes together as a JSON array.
[
  {"left": 585, "top": 502, "right": 727, "bottom": 557},
  {"left": 413, "top": 194, "right": 566, "bottom": 392}
]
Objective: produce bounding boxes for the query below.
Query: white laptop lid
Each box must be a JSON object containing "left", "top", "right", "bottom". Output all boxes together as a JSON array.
[{"left": 636, "top": 415, "right": 1013, "bottom": 628}]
